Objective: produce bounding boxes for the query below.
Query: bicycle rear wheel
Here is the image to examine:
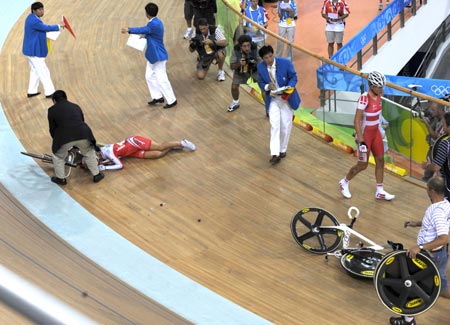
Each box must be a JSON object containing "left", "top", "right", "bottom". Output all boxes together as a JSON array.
[
  {"left": 290, "top": 207, "right": 342, "bottom": 254},
  {"left": 374, "top": 250, "right": 440, "bottom": 316},
  {"left": 340, "top": 249, "right": 384, "bottom": 279}
]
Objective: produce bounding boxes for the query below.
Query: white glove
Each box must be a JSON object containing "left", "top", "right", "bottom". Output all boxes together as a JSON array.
[
  {"left": 98, "top": 164, "right": 106, "bottom": 172},
  {"left": 358, "top": 142, "right": 368, "bottom": 153}
]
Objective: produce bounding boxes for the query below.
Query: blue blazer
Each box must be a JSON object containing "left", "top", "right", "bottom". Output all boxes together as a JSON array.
[
  {"left": 257, "top": 57, "right": 301, "bottom": 113},
  {"left": 22, "top": 13, "right": 60, "bottom": 57},
  {"left": 129, "top": 17, "right": 168, "bottom": 64}
]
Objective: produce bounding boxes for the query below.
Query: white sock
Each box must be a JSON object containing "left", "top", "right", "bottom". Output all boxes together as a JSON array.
[
  {"left": 376, "top": 183, "right": 383, "bottom": 193},
  {"left": 233, "top": 99, "right": 239, "bottom": 104}
]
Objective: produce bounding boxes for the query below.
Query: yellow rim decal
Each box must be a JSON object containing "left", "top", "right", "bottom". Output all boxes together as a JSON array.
[
  {"left": 346, "top": 254, "right": 354, "bottom": 261},
  {"left": 406, "top": 298, "right": 423, "bottom": 308},
  {"left": 361, "top": 270, "right": 374, "bottom": 276},
  {"left": 301, "top": 208, "right": 310, "bottom": 213},
  {"left": 337, "top": 230, "right": 343, "bottom": 237},
  {"left": 303, "top": 244, "right": 311, "bottom": 250},
  {"left": 386, "top": 256, "right": 395, "bottom": 265},
  {"left": 412, "top": 258, "right": 427, "bottom": 269},
  {"left": 392, "top": 307, "right": 403, "bottom": 313},
  {"left": 434, "top": 275, "right": 440, "bottom": 286}
]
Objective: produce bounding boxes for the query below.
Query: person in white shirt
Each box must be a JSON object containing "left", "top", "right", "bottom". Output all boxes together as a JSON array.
[{"left": 390, "top": 177, "right": 450, "bottom": 325}]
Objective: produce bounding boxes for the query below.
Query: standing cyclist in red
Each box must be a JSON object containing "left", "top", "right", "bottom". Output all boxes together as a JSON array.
[
  {"left": 339, "top": 71, "right": 395, "bottom": 201},
  {"left": 98, "top": 136, "right": 196, "bottom": 170}
]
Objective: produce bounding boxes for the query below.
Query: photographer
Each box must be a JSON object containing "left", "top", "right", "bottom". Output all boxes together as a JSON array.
[
  {"left": 228, "top": 34, "right": 259, "bottom": 112},
  {"left": 188, "top": 18, "right": 227, "bottom": 81},
  {"left": 422, "top": 102, "right": 445, "bottom": 181}
]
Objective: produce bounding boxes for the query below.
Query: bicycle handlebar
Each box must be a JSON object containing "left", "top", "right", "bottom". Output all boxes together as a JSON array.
[{"left": 347, "top": 206, "right": 360, "bottom": 220}]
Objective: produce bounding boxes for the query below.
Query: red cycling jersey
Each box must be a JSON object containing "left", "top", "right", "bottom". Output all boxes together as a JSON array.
[
  {"left": 357, "top": 92, "right": 384, "bottom": 158},
  {"left": 100, "top": 136, "right": 153, "bottom": 170}
]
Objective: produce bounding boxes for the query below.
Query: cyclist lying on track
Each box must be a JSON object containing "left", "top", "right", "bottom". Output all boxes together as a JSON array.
[{"left": 97, "top": 136, "right": 196, "bottom": 170}]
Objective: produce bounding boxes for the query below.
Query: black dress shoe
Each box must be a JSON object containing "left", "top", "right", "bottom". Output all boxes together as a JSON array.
[
  {"left": 27, "top": 92, "right": 41, "bottom": 98},
  {"left": 148, "top": 98, "right": 164, "bottom": 105},
  {"left": 280, "top": 152, "right": 287, "bottom": 158},
  {"left": 51, "top": 176, "right": 67, "bottom": 185},
  {"left": 46, "top": 93, "right": 54, "bottom": 98},
  {"left": 93, "top": 173, "right": 105, "bottom": 183},
  {"left": 163, "top": 100, "right": 177, "bottom": 109},
  {"left": 270, "top": 155, "right": 281, "bottom": 165}
]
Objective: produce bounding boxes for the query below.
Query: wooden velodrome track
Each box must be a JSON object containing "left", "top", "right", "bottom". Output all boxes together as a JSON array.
[{"left": 0, "top": 0, "right": 449, "bottom": 324}]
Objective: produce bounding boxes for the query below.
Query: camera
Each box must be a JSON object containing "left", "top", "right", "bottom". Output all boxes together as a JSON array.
[
  {"left": 189, "top": 38, "right": 202, "bottom": 51},
  {"left": 243, "top": 54, "right": 257, "bottom": 68}
]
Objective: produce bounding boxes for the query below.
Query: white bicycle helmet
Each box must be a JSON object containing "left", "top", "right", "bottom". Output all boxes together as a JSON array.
[{"left": 367, "top": 71, "right": 386, "bottom": 87}]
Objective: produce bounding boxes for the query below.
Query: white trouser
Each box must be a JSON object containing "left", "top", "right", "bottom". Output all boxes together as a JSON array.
[
  {"left": 27, "top": 56, "right": 55, "bottom": 96},
  {"left": 276, "top": 26, "right": 295, "bottom": 60},
  {"left": 145, "top": 60, "right": 176, "bottom": 105},
  {"left": 268, "top": 97, "right": 294, "bottom": 156}
]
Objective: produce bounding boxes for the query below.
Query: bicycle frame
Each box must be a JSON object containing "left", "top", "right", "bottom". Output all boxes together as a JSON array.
[
  {"left": 321, "top": 207, "right": 385, "bottom": 258},
  {"left": 321, "top": 224, "right": 385, "bottom": 258}
]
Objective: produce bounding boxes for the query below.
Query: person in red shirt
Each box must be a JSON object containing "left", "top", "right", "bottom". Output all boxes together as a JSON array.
[
  {"left": 98, "top": 136, "right": 196, "bottom": 170},
  {"left": 321, "top": 0, "right": 350, "bottom": 58},
  {"left": 339, "top": 71, "right": 395, "bottom": 201}
]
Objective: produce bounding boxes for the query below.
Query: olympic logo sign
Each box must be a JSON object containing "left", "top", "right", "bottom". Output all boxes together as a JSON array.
[{"left": 431, "top": 85, "right": 450, "bottom": 97}]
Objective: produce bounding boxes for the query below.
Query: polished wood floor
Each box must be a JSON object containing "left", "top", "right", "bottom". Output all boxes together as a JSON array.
[{"left": 0, "top": 0, "right": 448, "bottom": 324}]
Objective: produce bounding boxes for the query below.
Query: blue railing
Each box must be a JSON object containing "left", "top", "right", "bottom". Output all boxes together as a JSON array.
[{"left": 317, "top": 0, "right": 450, "bottom": 98}]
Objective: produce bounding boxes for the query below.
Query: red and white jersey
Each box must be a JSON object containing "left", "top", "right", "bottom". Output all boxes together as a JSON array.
[
  {"left": 357, "top": 92, "right": 382, "bottom": 131},
  {"left": 100, "top": 136, "right": 152, "bottom": 170},
  {"left": 322, "top": 0, "right": 350, "bottom": 32}
]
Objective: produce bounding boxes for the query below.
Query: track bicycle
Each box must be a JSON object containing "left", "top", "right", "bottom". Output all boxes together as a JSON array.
[
  {"left": 21, "top": 147, "right": 112, "bottom": 178},
  {"left": 22, "top": 147, "right": 83, "bottom": 166},
  {"left": 290, "top": 207, "right": 441, "bottom": 316}
]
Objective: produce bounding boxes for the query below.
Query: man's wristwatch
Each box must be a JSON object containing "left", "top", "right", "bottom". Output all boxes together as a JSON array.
[{"left": 419, "top": 244, "right": 424, "bottom": 250}]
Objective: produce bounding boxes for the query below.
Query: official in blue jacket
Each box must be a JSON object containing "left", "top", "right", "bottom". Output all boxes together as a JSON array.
[
  {"left": 257, "top": 45, "right": 301, "bottom": 165},
  {"left": 22, "top": 2, "right": 63, "bottom": 98},
  {"left": 122, "top": 3, "right": 177, "bottom": 109}
]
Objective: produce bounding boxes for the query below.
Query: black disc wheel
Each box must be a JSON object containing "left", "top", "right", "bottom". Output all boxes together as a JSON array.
[
  {"left": 374, "top": 250, "right": 441, "bottom": 316},
  {"left": 340, "top": 249, "right": 384, "bottom": 279},
  {"left": 290, "top": 207, "right": 342, "bottom": 254}
]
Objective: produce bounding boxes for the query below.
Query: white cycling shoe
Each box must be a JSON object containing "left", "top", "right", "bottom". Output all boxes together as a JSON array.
[
  {"left": 375, "top": 190, "right": 395, "bottom": 201},
  {"left": 339, "top": 179, "right": 352, "bottom": 199}
]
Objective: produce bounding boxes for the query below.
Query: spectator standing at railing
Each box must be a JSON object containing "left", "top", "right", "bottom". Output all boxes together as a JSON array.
[
  {"left": 242, "top": 0, "right": 269, "bottom": 51},
  {"left": 321, "top": 0, "right": 350, "bottom": 58},
  {"left": 424, "top": 112, "right": 450, "bottom": 199},
  {"left": 239, "top": 0, "right": 263, "bottom": 11},
  {"left": 275, "top": 0, "right": 297, "bottom": 60},
  {"left": 421, "top": 102, "right": 445, "bottom": 182},
  {"left": 379, "top": 0, "right": 390, "bottom": 11}
]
